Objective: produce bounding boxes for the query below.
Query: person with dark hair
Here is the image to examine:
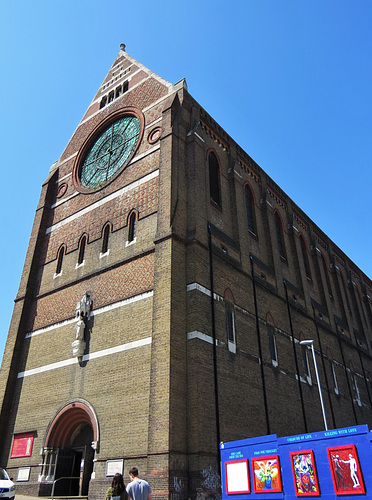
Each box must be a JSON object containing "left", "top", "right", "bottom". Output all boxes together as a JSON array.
[
  {"left": 126, "top": 467, "right": 152, "bottom": 500},
  {"left": 106, "top": 473, "right": 128, "bottom": 500}
]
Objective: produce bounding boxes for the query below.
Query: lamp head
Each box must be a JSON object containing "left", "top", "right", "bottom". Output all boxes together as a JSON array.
[{"left": 299, "top": 339, "right": 314, "bottom": 346}]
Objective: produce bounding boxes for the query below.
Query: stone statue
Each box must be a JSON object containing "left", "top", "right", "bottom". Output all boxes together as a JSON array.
[{"left": 72, "top": 292, "right": 92, "bottom": 359}]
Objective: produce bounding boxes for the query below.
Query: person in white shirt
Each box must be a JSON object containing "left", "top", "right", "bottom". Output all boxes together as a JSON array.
[{"left": 126, "top": 467, "right": 152, "bottom": 500}]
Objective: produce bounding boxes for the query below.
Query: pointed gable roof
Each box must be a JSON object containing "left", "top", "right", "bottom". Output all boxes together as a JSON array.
[{"left": 81, "top": 43, "right": 178, "bottom": 123}]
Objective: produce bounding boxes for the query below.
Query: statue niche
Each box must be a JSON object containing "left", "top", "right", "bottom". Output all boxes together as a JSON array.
[{"left": 72, "top": 292, "right": 93, "bottom": 360}]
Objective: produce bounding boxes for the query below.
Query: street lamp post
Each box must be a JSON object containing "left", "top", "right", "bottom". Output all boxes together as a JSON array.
[{"left": 300, "top": 339, "right": 328, "bottom": 430}]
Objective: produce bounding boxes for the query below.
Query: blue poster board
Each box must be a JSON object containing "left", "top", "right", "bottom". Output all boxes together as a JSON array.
[{"left": 220, "top": 425, "right": 372, "bottom": 500}]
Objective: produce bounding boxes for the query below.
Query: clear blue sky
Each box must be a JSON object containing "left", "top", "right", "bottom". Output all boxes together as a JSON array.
[{"left": 1, "top": 1, "right": 371, "bottom": 363}]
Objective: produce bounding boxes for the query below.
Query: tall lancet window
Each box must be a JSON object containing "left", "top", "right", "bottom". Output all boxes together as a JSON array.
[
  {"left": 128, "top": 212, "right": 136, "bottom": 243},
  {"left": 101, "top": 223, "right": 111, "bottom": 255},
  {"left": 275, "top": 212, "right": 286, "bottom": 260},
  {"left": 55, "top": 245, "right": 66, "bottom": 276},
  {"left": 77, "top": 235, "right": 87, "bottom": 266},
  {"left": 209, "top": 151, "right": 221, "bottom": 207},
  {"left": 245, "top": 184, "right": 256, "bottom": 234}
]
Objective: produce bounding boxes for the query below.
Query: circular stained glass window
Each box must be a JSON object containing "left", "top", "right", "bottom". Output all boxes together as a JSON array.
[{"left": 78, "top": 114, "right": 141, "bottom": 190}]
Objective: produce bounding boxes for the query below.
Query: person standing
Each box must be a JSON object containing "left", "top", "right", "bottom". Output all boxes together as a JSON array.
[
  {"left": 126, "top": 467, "right": 152, "bottom": 500},
  {"left": 105, "top": 473, "right": 128, "bottom": 500}
]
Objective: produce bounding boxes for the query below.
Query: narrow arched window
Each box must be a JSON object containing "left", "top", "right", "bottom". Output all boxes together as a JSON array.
[
  {"left": 225, "top": 289, "right": 236, "bottom": 354},
  {"left": 300, "top": 339, "right": 312, "bottom": 384},
  {"left": 245, "top": 184, "right": 256, "bottom": 234},
  {"left": 226, "top": 304, "right": 236, "bottom": 353},
  {"left": 327, "top": 348, "right": 339, "bottom": 395},
  {"left": 56, "top": 246, "right": 65, "bottom": 275},
  {"left": 208, "top": 151, "right": 221, "bottom": 207},
  {"left": 275, "top": 212, "right": 286, "bottom": 259},
  {"left": 128, "top": 212, "right": 136, "bottom": 242},
  {"left": 102, "top": 224, "right": 110, "bottom": 254},
  {"left": 267, "top": 324, "right": 278, "bottom": 367},
  {"left": 100, "top": 96, "right": 107, "bottom": 109},
  {"left": 321, "top": 254, "right": 333, "bottom": 300},
  {"left": 300, "top": 235, "right": 311, "bottom": 280},
  {"left": 350, "top": 362, "right": 362, "bottom": 406},
  {"left": 78, "top": 235, "right": 87, "bottom": 265}
]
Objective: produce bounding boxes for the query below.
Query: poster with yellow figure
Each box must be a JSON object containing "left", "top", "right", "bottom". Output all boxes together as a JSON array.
[{"left": 252, "top": 455, "right": 282, "bottom": 493}]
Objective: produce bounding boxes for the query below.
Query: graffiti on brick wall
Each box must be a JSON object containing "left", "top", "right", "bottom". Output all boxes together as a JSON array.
[
  {"left": 171, "top": 476, "right": 184, "bottom": 500},
  {"left": 196, "top": 466, "right": 221, "bottom": 500}
]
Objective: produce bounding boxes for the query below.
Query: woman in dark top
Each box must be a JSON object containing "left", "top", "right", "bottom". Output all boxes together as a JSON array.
[{"left": 105, "top": 473, "right": 128, "bottom": 500}]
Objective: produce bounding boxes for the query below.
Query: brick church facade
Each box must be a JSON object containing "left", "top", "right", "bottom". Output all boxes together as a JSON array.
[{"left": 1, "top": 45, "right": 372, "bottom": 500}]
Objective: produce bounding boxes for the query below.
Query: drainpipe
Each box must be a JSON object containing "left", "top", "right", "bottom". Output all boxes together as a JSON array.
[
  {"left": 208, "top": 224, "right": 221, "bottom": 462},
  {"left": 250, "top": 256, "right": 271, "bottom": 435},
  {"left": 283, "top": 280, "right": 308, "bottom": 433}
]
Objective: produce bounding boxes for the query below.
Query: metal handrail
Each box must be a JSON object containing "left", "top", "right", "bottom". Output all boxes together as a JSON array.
[{"left": 51, "top": 476, "right": 80, "bottom": 499}]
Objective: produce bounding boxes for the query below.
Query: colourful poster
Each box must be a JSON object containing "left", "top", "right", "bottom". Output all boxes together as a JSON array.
[
  {"left": 252, "top": 455, "right": 282, "bottom": 493},
  {"left": 290, "top": 450, "right": 320, "bottom": 496},
  {"left": 327, "top": 445, "right": 365, "bottom": 495},
  {"left": 10, "top": 433, "right": 34, "bottom": 458}
]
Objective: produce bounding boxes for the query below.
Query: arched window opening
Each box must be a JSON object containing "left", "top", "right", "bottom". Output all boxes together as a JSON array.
[
  {"left": 245, "top": 184, "right": 256, "bottom": 234},
  {"left": 266, "top": 313, "right": 278, "bottom": 367},
  {"left": 78, "top": 235, "right": 87, "bottom": 266},
  {"left": 101, "top": 224, "right": 111, "bottom": 255},
  {"left": 300, "top": 334, "right": 312, "bottom": 384},
  {"left": 226, "top": 304, "right": 236, "bottom": 353},
  {"left": 209, "top": 151, "right": 221, "bottom": 207},
  {"left": 55, "top": 246, "right": 65, "bottom": 276},
  {"left": 224, "top": 289, "right": 236, "bottom": 353},
  {"left": 268, "top": 325, "right": 278, "bottom": 367},
  {"left": 128, "top": 212, "right": 136, "bottom": 243},
  {"left": 300, "top": 235, "right": 311, "bottom": 280},
  {"left": 275, "top": 212, "right": 286, "bottom": 260},
  {"left": 321, "top": 255, "right": 333, "bottom": 300},
  {"left": 350, "top": 363, "right": 362, "bottom": 406}
]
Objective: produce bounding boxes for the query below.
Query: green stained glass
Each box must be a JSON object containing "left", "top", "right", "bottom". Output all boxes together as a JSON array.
[{"left": 80, "top": 115, "right": 140, "bottom": 189}]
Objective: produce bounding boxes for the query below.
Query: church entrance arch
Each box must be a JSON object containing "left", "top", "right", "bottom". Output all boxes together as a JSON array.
[{"left": 41, "top": 400, "right": 99, "bottom": 497}]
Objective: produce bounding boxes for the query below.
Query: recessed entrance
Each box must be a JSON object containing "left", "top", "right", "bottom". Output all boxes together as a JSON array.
[{"left": 41, "top": 401, "right": 99, "bottom": 497}]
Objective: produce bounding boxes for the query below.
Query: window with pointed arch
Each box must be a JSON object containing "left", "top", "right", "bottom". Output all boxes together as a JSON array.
[
  {"left": 300, "top": 234, "right": 311, "bottom": 280},
  {"left": 54, "top": 245, "right": 66, "bottom": 277},
  {"left": 349, "top": 361, "right": 362, "bottom": 406},
  {"left": 244, "top": 184, "right": 256, "bottom": 235},
  {"left": 76, "top": 234, "right": 87, "bottom": 267},
  {"left": 126, "top": 210, "right": 137, "bottom": 246},
  {"left": 266, "top": 313, "right": 278, "bottom": 367},
  {"left": 101, "top": 223, "right": 111, "bottom": 256},
  {"left": 300, "top": 334, "right": 312, "bottom": 384},
  {"left": 327, "top": 348, "right": 339, "bottom": 395},
  {"left": 208, "top": 151, "right": 221, "bottom": 207},
  {"left": 225, "top": 289, "right": 236, "bottom": 353},
  {"left": 274, "top": 212, "right": 286, "bottom": 260},
  {"left": 321, "top": 253, "right": 333, "bottom": 300}
]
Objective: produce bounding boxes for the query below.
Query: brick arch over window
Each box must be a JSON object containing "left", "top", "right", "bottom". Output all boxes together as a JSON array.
[
  {"left": 224, "top": 288, "right": 235, "bottom": 304},
  {"left": 43, "top": 400, "right": 99, "bottom": 448},
  {"left": 265, "top": 312, "right": 275, "bottom": 327}
]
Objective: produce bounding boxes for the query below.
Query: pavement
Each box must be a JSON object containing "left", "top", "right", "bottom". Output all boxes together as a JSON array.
[
  {"left": 16, "top": 496, "right": 84, "bottom": 500},
  {"left": 16, "top": 496, "right": 46, "bottom": 500},
  {"left": 17, "top": 496, "right": 42, "bottom": 500}
]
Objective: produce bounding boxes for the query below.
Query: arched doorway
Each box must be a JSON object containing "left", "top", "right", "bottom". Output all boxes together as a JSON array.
[{"left": 41, "top": 400, "right": 99, "bottom": 497}]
